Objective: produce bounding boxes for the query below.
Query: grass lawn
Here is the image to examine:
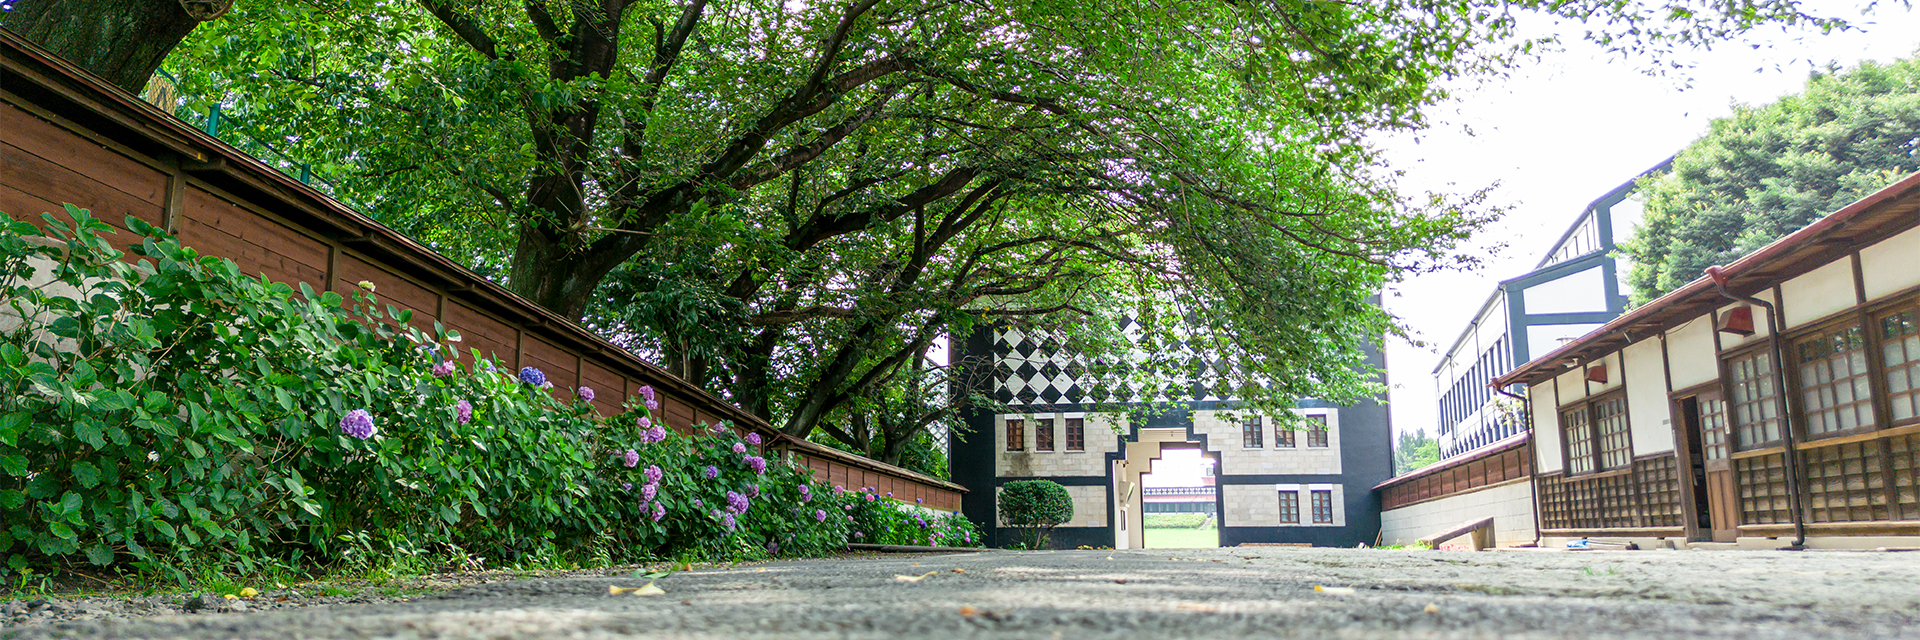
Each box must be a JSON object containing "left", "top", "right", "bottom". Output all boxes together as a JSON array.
[{"left": 1143, "top": 527, "right": 1219, "bottom": 549}]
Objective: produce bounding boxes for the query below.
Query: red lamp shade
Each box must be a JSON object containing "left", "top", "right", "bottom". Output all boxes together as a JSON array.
[
  {"left": 1718, "top": 306, "right": 1755, "bottom": 336},
  {"left": 1585, "top": 363, "right": 1608, "bottom": 384}
]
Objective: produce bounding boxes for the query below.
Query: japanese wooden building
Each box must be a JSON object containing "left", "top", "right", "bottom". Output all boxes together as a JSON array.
[{"left": 1492, "top": 169, "right": 1920, "bottom": 549}]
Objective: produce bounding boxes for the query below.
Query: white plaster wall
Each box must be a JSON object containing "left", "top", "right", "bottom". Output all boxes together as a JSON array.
[
  {"left": 994, "top": 484, "right": 1109, "bottom": 528},
  {"left": 995, "top": 412, "right": 1124, "bottom": 478},
  {"left": 1716, "top": 291, "right": 1776, "bottom": 351},
  {"left": 1623, "top": 338, "right": 1676, "bottom": 455},
  {"left": 1780, "top": 259, "right": 1858, "bottom": 329},
  {"left": 1554, "top": 369, "right": 1587, "bottom": 405},
  {"left": 1380, "top": 481, "right": 1537, "bottom": 548},
  {"left": 1532, "top": 383, "right": 1564, "bottom": 473},
  {"left": 1224, "top": 484, "right": 1345, "bottom": 528},
  {"left": 1523, "top": 266, "right": 1609, "bottom": 315},
  {"left": 1194, "top": 408, "right": 1341, "bottom": 476},
  {"left": 1665, "top": 317, "right": 1719, "bottom": 390},
  {"left": 1586, "top": 352, "right": 1623, "bottom": 395},
  {"left": 1861, "top": 225, "right": 1920, "bottom": 301},
  {"left": 1527, "top": 323, "right": 1604, "bottom": 363}
]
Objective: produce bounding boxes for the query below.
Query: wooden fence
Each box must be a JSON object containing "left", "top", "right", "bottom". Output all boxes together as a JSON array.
[{"left": 0, "top": 27, "right": 962, "bottom": 512}]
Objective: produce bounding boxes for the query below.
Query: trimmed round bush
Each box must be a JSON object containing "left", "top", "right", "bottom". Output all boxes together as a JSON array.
[{"left": 998, "top": 480, "right": 1073, "bottom": 549}]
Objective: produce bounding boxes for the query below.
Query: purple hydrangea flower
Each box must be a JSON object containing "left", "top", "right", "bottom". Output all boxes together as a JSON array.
[
  {"left": 710, "top": 423, "right": 730, "bottom": 435},
  {"left": 798, "top": 484, "right": 811, "bottom": 497},
  {"left": 622, "top": 482, "right": 633, "bottom": 491},
  {"left": 339, "top": 409, "right": 376, "bottom": 440},
  {"left": 886, "top": 492, "right": 894, "bottom": 498},
  {"left": 693, "top": 499, "right": 704, "bottom": 508},
  {"left": 814, "top": 509, "right": 827, "bottom": 523},
  {"left": 645, "top": 465, "right": 663, "bottom": 484},
  {"left": 642, "top": 483, "right": 657, "bottom": 503},
  {"left": 853, "top": 532, "right": 864, "bottom": 538},
  {"left": 833, "top": 485, "right": 845, "bottom": 494},
  {"left": 726, "top": 491, "right": 750, "bottom": 514},
  {"left": 431, "top": 360, "right": 455, "bottom": 377},
  {"left": 964, "top": 533, "right": 971, "bottom": 544},
  {"left": 723, "top": 513, "right": 738, "bottom": 532},
  {"left": 744, "top": 455, "right": 766, "bottom": 475},
  {"left": 578, "top": 386, "right": 595, "bottom": 402},
  {"left": 766, "top": 540, "right": 779, "bottom": 555},
  {"left": 704, "top": 466, "right": 719, "bottom": 479},
  {"left": 517, "top": 367, "right": 546, "bottom": 386},
  {"left": 916, "top": 498, "right": 924, "bottom": 504},
  {"left": 732, "top": 442, "right": 747, "bottom": 454},
  {"left": 746, "top": 433, "right": 762, "bottom": 446},
  {"left": 652, "top": 502, "right": 665, "bottom": 521},
  {"left": 645, "top": 424, "right": 667, "bottom": 443},
  {"left": 455, "top": 399, "right": 472, "bottom": 424},
  {"left": 637, "top": 416, "right": 652, "bottom": 429},
  {"left": 623, "top": 449, "right": 639, "bottom": 468}
]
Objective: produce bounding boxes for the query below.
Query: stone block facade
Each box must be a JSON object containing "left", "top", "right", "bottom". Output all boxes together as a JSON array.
[
  {"left": 995, "top": 412, "right": 1124, "bottom": 478},
  {"left": 1193, "top": 408, "right": 1341, "bottom": 475},
  {"left": 1224, "top": 484, "right": 1346, "bottom": 528}
]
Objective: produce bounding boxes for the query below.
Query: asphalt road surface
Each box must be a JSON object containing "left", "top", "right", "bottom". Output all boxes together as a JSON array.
[{"left": 9, "top": 546, "right": 1916, "bottom": 639}]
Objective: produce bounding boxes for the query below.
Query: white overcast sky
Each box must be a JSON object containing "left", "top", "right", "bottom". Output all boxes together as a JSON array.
[{"left": 1378, "top": 3, "right": 1920, "bottom": 444}]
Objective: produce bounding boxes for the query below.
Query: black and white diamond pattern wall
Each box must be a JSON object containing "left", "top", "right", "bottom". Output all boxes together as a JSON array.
[{"left": 993, "top": 319, "right": 1228, "bottom": 407}]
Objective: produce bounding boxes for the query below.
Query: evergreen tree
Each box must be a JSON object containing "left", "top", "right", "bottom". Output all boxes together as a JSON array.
[{"left": 1624, "top": 57, "right": 1920, "bottom": 303}]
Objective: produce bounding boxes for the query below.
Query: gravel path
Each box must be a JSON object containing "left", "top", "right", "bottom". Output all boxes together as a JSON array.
[{"left": 7, "top": 546, "right": 1915, "bottom": 639}]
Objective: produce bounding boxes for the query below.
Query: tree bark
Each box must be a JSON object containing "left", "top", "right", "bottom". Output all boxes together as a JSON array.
[{"left": 7, "top": 0, "right": 213, "bottom": 93}]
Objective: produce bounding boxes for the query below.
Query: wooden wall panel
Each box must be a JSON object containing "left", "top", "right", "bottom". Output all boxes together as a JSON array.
[
  {"left": 442, "top": 301, "right": 516, "bottom": 366},
  {"left": 175, "top": 187, "right": 328, "bottom": 290},
  {"left": 1, "top": 138, "right": 162, "bottom": 252},
  {"left": 579, "top": 359, "right": 627, "bottom": 416},
  {"left": 522, "top": 336, "right": 577, "bottom": 401},
  {"left": 333, "top": 253, "right": 438, "bottom": 334}
]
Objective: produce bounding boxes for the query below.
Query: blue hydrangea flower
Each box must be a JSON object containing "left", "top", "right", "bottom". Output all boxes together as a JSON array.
[
  {"left": 704, "top": 466, "right": 719, "bottom": 479},
  {"left": 339, "top": 409, "right": 376, "bottom": 440},
  {"left": 518, "top": 367, "right": 546, "bottom": 386}
]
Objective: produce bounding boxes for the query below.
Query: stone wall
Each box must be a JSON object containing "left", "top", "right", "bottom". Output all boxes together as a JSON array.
[
  {"left": 1193, "top": 408, "right": 1342, "bottom": 475},
  {"left": 1379, "top": 480, "right": 1535, "bottom": 548},
  {"left": 1223, "top": 484, "right": 1346, "bottom": 528}
]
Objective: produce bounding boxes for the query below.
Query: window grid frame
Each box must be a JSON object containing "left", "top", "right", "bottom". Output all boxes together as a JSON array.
[
  {"left": 1035, "top": 418, "right": 1055, "bottom": 452},
  {"left": 1005, "top": 419, "right": 1025, "bottom": 452},
  {"left": 1065, "top": 417, "right": 1085, "bottom": 451},
  {"left": 1791, "top": 321, "right": 1876, "bottom": 439},
  {"left": 1726, "top": 347, "right": 1783, "bottom": 451},
  {"left": 1310, "top": 490, "right": 1334, "bottom": 524},
  {"left": 1278, "top": 491, "right": 1299, "bottom": 524},
  {"left": 1306, "top": 415, "right": 1329, "bottom": 448},
  {"left": 1242, "top": 415, "right": 1263, "bottom": 448}
]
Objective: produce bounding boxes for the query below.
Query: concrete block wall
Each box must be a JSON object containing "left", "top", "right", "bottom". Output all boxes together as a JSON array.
[
  {"left": 1223, "top": 484, "right": 1346, "bottom": 528},
  {"left": 995, "top": 412, "right": 1124, "bottom": 477},
  {"left": 1193, "top": 409, "right": 1341, "bottom": 475},
  {"left": 1379, "top": 480, "right": 1535, "bottom": 548}
]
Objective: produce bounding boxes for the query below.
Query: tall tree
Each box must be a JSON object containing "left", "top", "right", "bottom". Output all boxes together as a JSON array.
[
  {"left": 140, "top": 0, "right": 1870, "bottom": 459},
  {"left": 2, "top": 0, "right": 231, "bottom": 92},
  {"left": 1623, "top": 57, "right": 1920, "bottom": 302}
]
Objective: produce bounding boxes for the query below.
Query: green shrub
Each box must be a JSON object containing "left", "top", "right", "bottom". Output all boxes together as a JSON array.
[
  {"left": 0, "top": 207, "right": 936, "bottom": 582},
  {"left": 833, "top": 485, "right": 981, "bottom": 547},
  {"left": 997, "top": 480, "right": 1072, "bottom": 549}
]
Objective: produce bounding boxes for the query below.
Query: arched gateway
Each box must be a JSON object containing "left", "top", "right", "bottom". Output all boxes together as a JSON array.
[{"left": 948, "top": 321, "right": 1395, "bottom": 549}]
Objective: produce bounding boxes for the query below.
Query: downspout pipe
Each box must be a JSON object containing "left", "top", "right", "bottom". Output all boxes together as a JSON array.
[{"left": 1706, "top": 266, "right": 1808, "bottom": 549}]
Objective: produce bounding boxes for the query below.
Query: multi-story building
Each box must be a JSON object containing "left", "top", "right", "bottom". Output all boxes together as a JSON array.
[
  {"left": 1431, "top": 160, "right": 1668, "bottom": 460},
  {"left": 950, "top": 320, "right": 1392, "bottom": 549}
]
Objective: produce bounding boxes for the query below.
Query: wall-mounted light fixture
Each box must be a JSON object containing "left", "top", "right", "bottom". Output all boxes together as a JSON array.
[{"left": 1717, "top": 305, "right": 1756, "bottom": 336}]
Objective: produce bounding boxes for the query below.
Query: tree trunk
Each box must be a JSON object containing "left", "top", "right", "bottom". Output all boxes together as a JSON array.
[
  {"left": 7, "top": 0, "right": 214, "bottom": 93},
  {"left": 507, "top": 223, "right": 633, "bottom": 319}
]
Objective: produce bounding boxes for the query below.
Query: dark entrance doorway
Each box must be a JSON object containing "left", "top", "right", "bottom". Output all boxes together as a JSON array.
[{"left": 1677, "top": 391, "right": 1738, "bottom": 542}]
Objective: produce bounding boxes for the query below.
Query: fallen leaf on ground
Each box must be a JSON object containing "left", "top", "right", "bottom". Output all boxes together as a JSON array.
[
  {"left": 1314, "top": 585, "right": 1356, "bottom": 595},
  {"left": 895, "top": 571, "right": 938, "bottom": 582},
  {"left": 275, "top": 596, "right": 290, "bottom": 603},
  {"left": 959, "top": 605, "right": 980, "bottom": 616},
  {"left": 238, "top": 588, "right": 259, "bottom": 598},
  {"left": 1114, "top": 578, "right": 1127, "bottom": 584},
  {"left": 609, "top": 581, "right": 667, "bottom": 596},
  {"left": 223, "top": 594, "right": 237, "bottom": 601},
  {"left": 1424, "top": 603, "right": 1440, "bottom": 614},
  {"left": 1176, "top": 603, "right": 1218, "bottom": 612},
  {"left": 952, "top": 568, "right": 966, "bottom": 573}
]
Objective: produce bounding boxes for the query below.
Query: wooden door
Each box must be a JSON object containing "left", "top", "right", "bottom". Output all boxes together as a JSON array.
[{"left": 1695, "top": 392, "right": 1740, "bottom": 541}]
